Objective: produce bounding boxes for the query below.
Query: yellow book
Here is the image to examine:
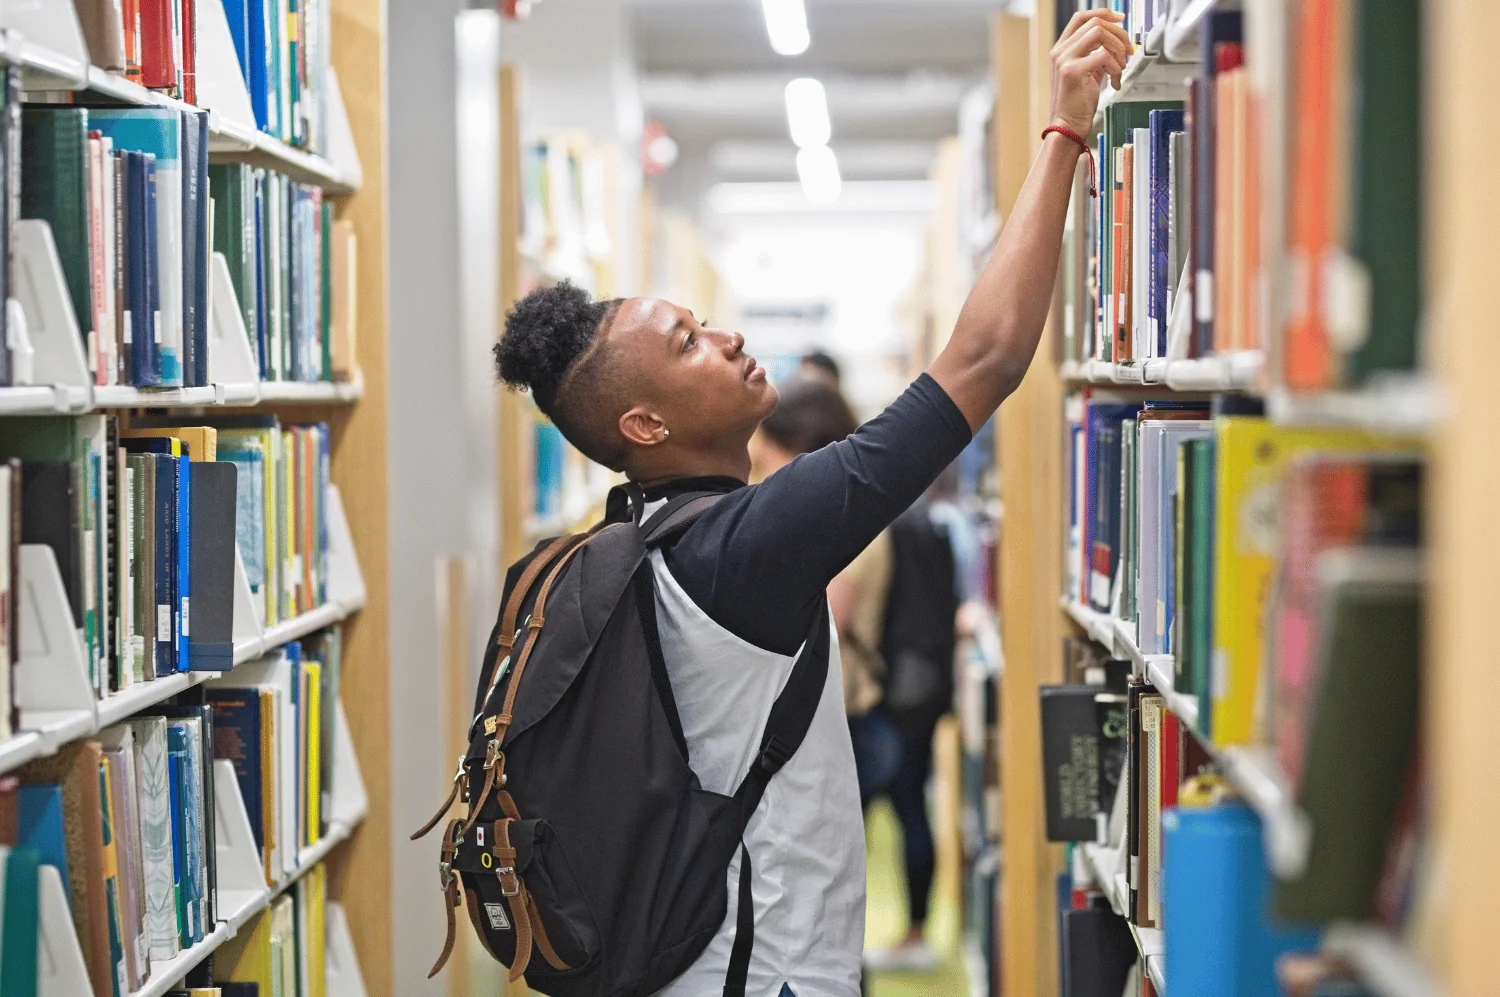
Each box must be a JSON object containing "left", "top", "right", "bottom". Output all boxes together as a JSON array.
[
  {"left": 260, "top": 688, "right": 278, "bottom": 884},
  {"left": 304, "top": 660, "right": 322, "bottom": 845},
  {"left": 297, "top": 863, "right": 327, "bottom": 997},
  {"left": 120, "top": 425, "right": 218, "bottom": 462},
  {"left": 217, "top": 908, "right": 275, "bottom": 995},
  {"left": 1210, "top": 418, "right": 1409, "bottom": 746}
]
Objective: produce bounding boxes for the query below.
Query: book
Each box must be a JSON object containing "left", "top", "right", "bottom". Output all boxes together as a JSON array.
[
  {"left": 19, "top": 742, "right": 113, "bottom": 997},
  {"left": 124, "top": 717, "right": 178, "bottom": 961},
  {"left": 0, "top": 460, "right": 13, "bottom": 740},
  {"left": 1135, "top": 419, "right": 1211, "bottom": 655},
  {"left": 20, "top": 109, "right": 94, "bottom": 359},
  {"left": 1040, "top": 685, "right": 1109, "bottom": 842},
  {"left": 187, "top": 461, "right": 239, "bottom": 670},
  {"left": 1163, "top": 801, "right": 1319, "bottom": 995},
  {"left": 100, "top": 726, "right": 151, "bottom": 988},
  {"left": 0, "top": 846, "right": 41, "bottom": 996},
  {"left": 1148, "top": 110, "right": 1184, "bottom": 356},
  {"left": 1191, "top": 11, "right": 1242, "bottom": 357},
  {"left": 165, "top": 722, "right": 193, "bottom": 944},
  {"left": 1274, "top": 549, "right": 1423, "bottom": 923},
  {"left": 1060, "top": 904, "right": 1137, "bottom": 997},
  {"left": 15, "top": 784, "right": 71, "bottom": 896},
  {"left": 207, "top": 686, "right": 274, "bottom": 880},
  {"left": 99, "top": 754, "right": 128, "bottom": 997},
  {"left": 157, "top": 706, "right": 217, "bottom": 927},
  {"left": 1209, "top": 419, "right": 1407, "bottom": 747}
]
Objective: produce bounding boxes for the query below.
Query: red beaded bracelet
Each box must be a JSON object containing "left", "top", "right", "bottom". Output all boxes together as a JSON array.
[{"left": 1042, "top": 124, "right": 1096, "bottom": 198}]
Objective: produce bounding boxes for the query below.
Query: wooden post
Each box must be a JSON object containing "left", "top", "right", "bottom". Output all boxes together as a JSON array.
[
  {"left": 994, "top": 7, "right": 1065, "bottom": 997},
  {"left": 327, "top": 0, "right": 393, "bottom": 992},
  {"left": 1427, "top": 0, "right": 1500, "bottom": 991},
  {"left": 498, "top": 65, "right": 529, "bottom": 574}
]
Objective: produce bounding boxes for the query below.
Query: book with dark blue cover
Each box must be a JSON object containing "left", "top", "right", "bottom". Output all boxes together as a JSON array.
[
  {"left": 125, "top": 151, "right": 159, "bottom": 386},
  {"left": 123, "top": 439, "right": 178, "bottom": 675},
  {"left": 1163, "top": 802, "right": 1319, "bottom": 995},
  {"left": 145, "top": 153, "right": 161, "bottom": 381},
  {"left": 175, "top": 450, "right": 190, "bottom": 672},
  {"left": 15, "top": 784, "right": 70, "bottom": 896},
  {"left": 165, "top": 734, "right": 188, "bottom": 945},
  {"left": 1192, "top": 10, "right": 1244, "bottom": 357},
  {"left": 1084, "top": 401, "right": 1143, "bottom": 611},
  {"left": 206, "top": 689, "right": 266, "bottom": 852},
  {"left": 1149, "top": 109, "right": 1185, "bottom": 355},
  {"left": 180, "top": 112, "right": 200, "bottom": 388}
]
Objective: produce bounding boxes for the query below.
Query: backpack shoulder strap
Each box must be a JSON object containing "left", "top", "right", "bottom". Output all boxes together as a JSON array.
[
  {"left": 639, "top": 492, "right": 723, "bottom": 548},
  {"left": 721, "top": 600, "right": 831, "bottom": 997}
]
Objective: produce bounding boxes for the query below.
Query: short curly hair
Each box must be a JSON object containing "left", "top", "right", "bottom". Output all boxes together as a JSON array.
[
  {"left": 494, "top": 282, "right": 628, "bottom": 468},
  {"left": 759, "top": 377, "right": 857, "bottom": 456}
]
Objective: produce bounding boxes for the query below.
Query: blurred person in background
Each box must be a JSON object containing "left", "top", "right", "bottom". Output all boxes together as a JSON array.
[{"left": 799, "top": 349, "right": 843, "bottom": 390}]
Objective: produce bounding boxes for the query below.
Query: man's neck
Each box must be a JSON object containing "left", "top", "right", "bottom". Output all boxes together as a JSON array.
[{"left": 628, "top": 444, "right": 751, "bottom": 490}]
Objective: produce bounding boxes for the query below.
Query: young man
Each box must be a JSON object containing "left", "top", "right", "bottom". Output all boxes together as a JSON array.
[{"left": 492, "top": 12, "right": 1130, "bottom": 996}]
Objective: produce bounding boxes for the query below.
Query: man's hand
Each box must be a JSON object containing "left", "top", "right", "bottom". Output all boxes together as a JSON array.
[{"left": 1049, "top": 9, "right": 1133, "bottom": 136}]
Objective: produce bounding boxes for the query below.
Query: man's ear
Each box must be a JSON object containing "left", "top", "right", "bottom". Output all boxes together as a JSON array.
[{"left": 619, "top": 406, "right": 668, "bottom": 448}]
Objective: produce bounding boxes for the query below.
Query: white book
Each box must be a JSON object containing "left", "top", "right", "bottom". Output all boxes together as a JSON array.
[
  {"left": 1136, "top": 420, "right": 1212, "bottom": 654},
  {"left": 1132, "top": 126, "right": 1152, "bottom": 360},
  {"left": 124, "top": 717, "right": 179, "bottom": 960},
  {"left": 87, "top": 110, "right": 186, "bottom": 386},
  {"left": 100, "top": 724, "right": 151, "bottom": 982}
]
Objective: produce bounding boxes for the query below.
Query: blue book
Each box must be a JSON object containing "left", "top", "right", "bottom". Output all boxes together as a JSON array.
[
  {"left": 15, "top": 784, "right": 70, "bottom": 897},
  {"left": 165, "top": 735, "right": 188, "bottom": 946},
  {"left": 248, "top": 0, "right": 270, "bottom": 131},
  {"left": 1084, "top": 402, "right": 1143, "bottom": 610},
  {"left": 175, "top": 452, "right": 190, "bottom": 672},
  {"left": 206, "top": 689, "right": 266, "bottom": 854},
  {"left": 1163, "top": 802, "right": 1319, "bottom": 996},
  {"left": 124, "top": 151, "right": 160, "bottom": 386},
  {"left": 1149, "top": 109, "right": 1185, "bottom": 356},
  {"left": 122, "top": 439, "right": 178, "bottom": 675},
  {"left": 222, "top": 0, "right": 251, "bottom": 84},
  {"left": 88, "top": 111, "right": 184, "bottom": 387}
]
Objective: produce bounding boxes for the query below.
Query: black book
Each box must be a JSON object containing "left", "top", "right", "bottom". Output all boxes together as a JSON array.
[
  {"left": 20, "top": 461, "right": 82, "bottom": 627},
  {"left": 1125, "top": 679, "right": 1148, "bottom": 920},
  {"left": 1040, "top": 684, "right": 1106, "bottom": 842},
  {"left": 1061, "top": 904, "right": 1137, "bottom": 997},
  {"left": 187, "top": 461, "right": 237, "bottom": 671}
]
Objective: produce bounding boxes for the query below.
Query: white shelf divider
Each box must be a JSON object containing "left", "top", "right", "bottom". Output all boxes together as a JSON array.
[
  {"left": 324, "top": 68, "right": 364, "bottom": 192},
  {"left": 323, "top": 483, "right": 367, "bottom": 610},
  {"left": 209, "top": 250, "right": 262, "bottom": 397},
  {"left": 0, "top": 0, "right": 89, "bottom": 89},
  {"left": 331, "top": 698, "right": 369, "bottom": 826},
  {"left": 1325, "top": 925, "right": 1446, "bottom": 997},
  {"left": 13, "top": 219, "right": 92, "bottom": 409},
  {"left": 15, "top": 544, "right": 97, "bottom": 735},
  {"left": 37, "top": 863, "right": 94, "bottom": 997},
  {"left": 193, "top": 0, "right": 258, "bottom": 137},
  {"left": 214, "top": 757, "right": 275, "bottom": 912},
  {"left": 231, "top": 545, "right": 266, "bottom": 648},
  {"left": 325, "top": 903, "right": 371, "bottom": 997}
]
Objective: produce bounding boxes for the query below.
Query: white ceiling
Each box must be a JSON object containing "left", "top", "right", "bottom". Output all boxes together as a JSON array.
[{"left": 630, "top": 0, "right": 1007, "bottom": 194}]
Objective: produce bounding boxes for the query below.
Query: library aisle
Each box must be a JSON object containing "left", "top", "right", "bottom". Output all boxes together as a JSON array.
[{"left": 0, "top": 0, "right": 1488, "bottom": 996}]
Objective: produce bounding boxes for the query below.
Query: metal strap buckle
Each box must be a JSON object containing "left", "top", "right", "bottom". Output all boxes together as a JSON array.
[
  {"left": 484, "top": 739, "right": 503, "bottom": 771},
  {"left": 439, "top": 860, "right": 454, "bottom": 890},
  {"left": 498, "top": 866, "right": 520, "bottom": 896}
]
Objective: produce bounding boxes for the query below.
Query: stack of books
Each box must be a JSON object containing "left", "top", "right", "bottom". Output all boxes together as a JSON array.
[{"left": 217, "top": 867, "right": 330, "bottom": 997}]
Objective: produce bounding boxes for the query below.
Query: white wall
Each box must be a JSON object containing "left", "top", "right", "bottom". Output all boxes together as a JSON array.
[{"left": 386, "top": 2, "right": 503, "bottom": 994}]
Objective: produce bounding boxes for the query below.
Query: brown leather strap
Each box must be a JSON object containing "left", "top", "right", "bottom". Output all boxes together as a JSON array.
[
  {"left": 499, "top": 535, "right": 576, "bottom": 653},
  {"left": 497, "top": 531, "right": 603, "bottom": 731},
  {"left": 427, "top": 819, "right": 465, "bottom": 978},
  {"left": 410, "top": 758, "right": 467, "bottom": 841},
  {"left": 460, "top": 760, "right": 500, "bottom": 840},
  {"left": 527, "top": 889, "right": 571, "bottom": 971},
  {"left": 495, "top": 818, "right": 534, "bottom": 982}
]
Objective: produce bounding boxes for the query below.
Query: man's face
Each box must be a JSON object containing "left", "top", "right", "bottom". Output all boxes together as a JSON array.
[{"left": 604, "top": 297, "right": 779, "bottom": 450}]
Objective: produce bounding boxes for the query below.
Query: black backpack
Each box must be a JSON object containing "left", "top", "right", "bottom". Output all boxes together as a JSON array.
[
  {"left": 879, "top": 503, "right": 958, "bottom": 732},
  {"left": 412, "top": 493, "right": 829, "bottom": 997}
]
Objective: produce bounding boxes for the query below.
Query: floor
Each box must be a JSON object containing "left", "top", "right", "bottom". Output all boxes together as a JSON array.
[{"left": 863, "top": 798, "right": 971, "bottom": 997}]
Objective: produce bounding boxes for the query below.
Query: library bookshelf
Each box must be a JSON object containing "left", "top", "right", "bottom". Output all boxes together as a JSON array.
[
  {"left": 0, "top": 0, "right": 392, "bottom": 992},
  {"left": 990, "top": 1, "right": 1466, "bottom": 995}
]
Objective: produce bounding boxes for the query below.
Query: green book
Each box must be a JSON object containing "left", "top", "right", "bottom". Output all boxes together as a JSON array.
[
  {"left": 209, "top": 163, "right": 260, "bottom": 367},
  {"left": 0, "top": 847, "right": 41, "bottom": 996},
  {"left": 20, "top": 109, "right": 94, "bottom": 350},
  {"left": 1346, "top": 0, "right": 1422, "bottom": 383},
  {"left": 1180, "top": 438, "right": 1216, "bottom": 730},
  {"left": 1274, "top": 548, "right": 1422, "bottom": 922}
]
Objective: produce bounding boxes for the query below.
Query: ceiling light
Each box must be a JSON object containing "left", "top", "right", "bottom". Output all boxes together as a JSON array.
[
  {"left": 796, "top": 146, "right": 842, "bottom": 204},
  {"left": 784, "top": 78, "right": 830, "bottom": 149},
  {"left": 761, "top": 0, "right": 810, "bottom": 56}
]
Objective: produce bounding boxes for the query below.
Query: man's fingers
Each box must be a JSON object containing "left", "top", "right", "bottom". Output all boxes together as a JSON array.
[
  {"left": 1053, "top": 7, "right": 1126, "bottom": 54},
  {"left": 1062, "top": 21, "right": 1132, "bottom": 65},
  {"left": 1070, "top": 47, "right": 1128, "bottom": 92}
]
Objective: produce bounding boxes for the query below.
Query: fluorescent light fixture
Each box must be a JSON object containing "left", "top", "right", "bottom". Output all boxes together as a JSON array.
[
  {"left": 761, "top": 0, "right": 810, "bottom": 56},
  {"left": 796, "top": 146, "right": 842, "bottom": 204},
  {"left": 784, "top": 78, "right": 831, "bottom": 149}
]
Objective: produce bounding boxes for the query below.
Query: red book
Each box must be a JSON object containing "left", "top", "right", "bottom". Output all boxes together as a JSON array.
[
  {"left": 138, "top": 0, "right": 177, "bottom": 90},
  {"left": 181, "top": 0, "right": 196, "bottom": 104},
  {"left": 1160, "top": 708, "right": 1180, "bottom": 814},
  {"left": 1120, "top": 143, "right": 1135, "bottom": 361},
  {"left": 123, "top": 0, "right": 142, "bottom": 81}
]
